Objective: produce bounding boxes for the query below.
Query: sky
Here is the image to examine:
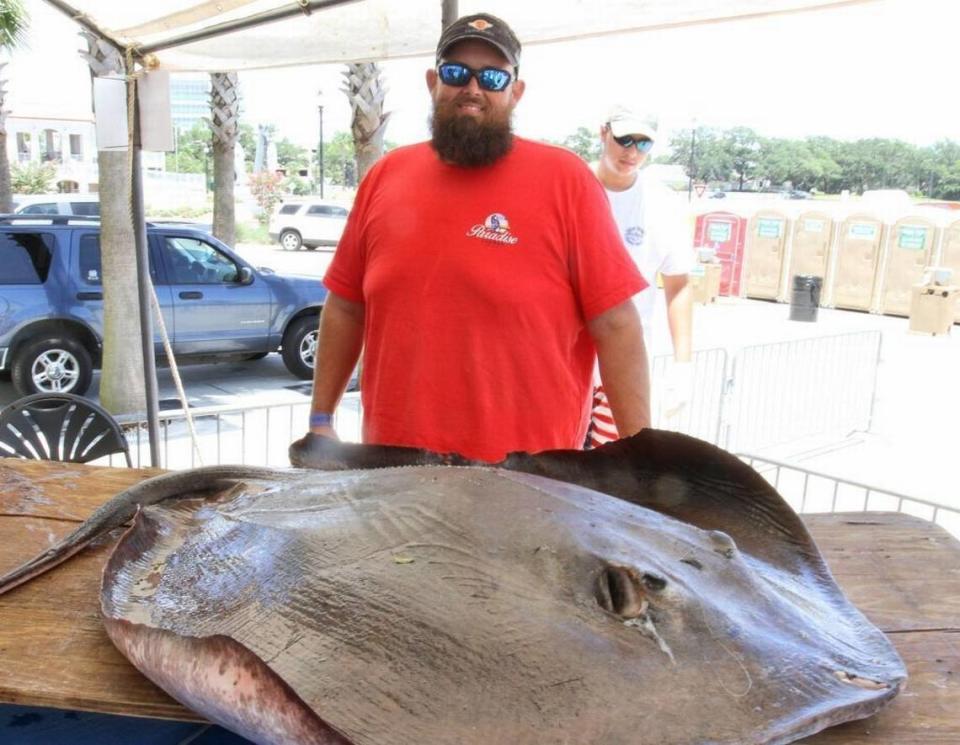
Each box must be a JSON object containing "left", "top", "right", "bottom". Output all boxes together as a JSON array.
[{"left": 6, "top": 0, "right": 959, "bottom": 152}]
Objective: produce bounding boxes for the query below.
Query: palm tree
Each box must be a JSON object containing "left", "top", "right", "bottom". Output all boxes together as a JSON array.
[
  {"left": 210, "top": 71, "right": 239, "bottom": 247},
  {"left": 342, "top": 62, "right": 390, "bottom": 181},
  {"left": 0, "top": 0, "right": 28, "bottom": 212},
  {"left": 80, "top": 31, "right": 144, "bottom": 416}
]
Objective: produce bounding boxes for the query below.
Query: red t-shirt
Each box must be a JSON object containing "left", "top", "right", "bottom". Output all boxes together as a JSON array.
[{"left": 324, "top": 137, "right": 646, "bottom": 462}]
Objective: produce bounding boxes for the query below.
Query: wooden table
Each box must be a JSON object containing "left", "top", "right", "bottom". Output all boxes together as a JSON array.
[{"left": 1, "top": 459, "right": 958, "bottom": 742}]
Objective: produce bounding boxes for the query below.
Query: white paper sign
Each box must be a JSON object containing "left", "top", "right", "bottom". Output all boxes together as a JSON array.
[{"left": 93, "top": 74, "right": 129, "bottom": 151}]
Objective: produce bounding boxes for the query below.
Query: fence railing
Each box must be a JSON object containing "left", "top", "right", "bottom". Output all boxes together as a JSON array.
[
  {"left": 649, "top": 347, "right": 728, "bottom": 444},
  {"left": 739, "top": 452, "right": 960, "bottom": 539},
  {"left": 106, "top": 330, "right": 883, "bottom": 471},
  {"left": 721, "top": 330, "right": 881, "bottom": 452},
  {"left": 114, "top": 394, "right": 362, "bottom": 470}
]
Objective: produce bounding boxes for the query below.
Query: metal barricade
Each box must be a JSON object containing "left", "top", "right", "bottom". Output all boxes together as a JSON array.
[
  {"left": 739, "top": 452, "right": 960, "bottom": 539},
  {"left": 105, "top": 330, "right": 882, "bottom": 470},
  {"left": 115, "top": 393, "right": 363, "bottom": 469},
  {"left": 649, "top": 347, "right": 727, "bottom": 444},
  {"left": 722, "top": 330, "right": 881, "bottom": 452}
]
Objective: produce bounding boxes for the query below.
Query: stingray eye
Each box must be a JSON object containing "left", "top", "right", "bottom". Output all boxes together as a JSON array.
[{"left": 596, "top": 565, "right": 647, "bottom": 619}]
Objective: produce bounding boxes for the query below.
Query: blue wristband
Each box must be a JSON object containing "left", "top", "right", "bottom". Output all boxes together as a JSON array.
[{"left": 310, "top": 412, "right": 333, "bottom": 428}]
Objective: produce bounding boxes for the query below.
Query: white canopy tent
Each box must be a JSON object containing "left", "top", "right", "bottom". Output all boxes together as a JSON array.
[
  {"left": 38, "top": 0, "right": 879, "bottom": 465},
  {"left": 47, "top": 0, "right": 876, "bottom": 71}
]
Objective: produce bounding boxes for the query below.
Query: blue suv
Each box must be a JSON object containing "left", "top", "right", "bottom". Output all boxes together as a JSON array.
[{"left": 0, "top": 217, "right": 327, "bottom": 396}]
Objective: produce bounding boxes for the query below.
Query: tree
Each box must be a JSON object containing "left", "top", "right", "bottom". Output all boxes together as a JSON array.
[
  {"left": 210, "top": 72, "right": 239, "bottom": 247},
  {"left": 238, "top": 122, "right": 256, "bottom": 169},
  {"left": 667, "top": 128, "right": 732, "bottom": 184},
  {"left": 80, "top": 31, "right": 144, "bottom": 416},
  {"left": 166, "top": 120, "right": 211, "bottom": 175},
  {"left": 276, "top": 137, "right": 310, "bottom": 173},
  {"left": 556, "top": 126, "right": 601, "bottom": 163},
  {"left": 0, "top": 0, "right": 28, "bottom": 212},
  {"left": 931, "top": 140, "right": 960, "bottom": 199},
  {"left": 10, "top": 160, "right": 55, "bottom": 193},
  {"left": 323, "top": 130, "right": 357, "bottom": 187},
  {"left": 342, "top": 62, "right": 390, "bottom": 181},
  {"left": 724, "top": 127, "right": 760, "bottom": 191}
]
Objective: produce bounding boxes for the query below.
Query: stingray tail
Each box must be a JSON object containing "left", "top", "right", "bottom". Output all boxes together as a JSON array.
[{"left": 0, "top": 465, "right": 297, "bottom": 597}]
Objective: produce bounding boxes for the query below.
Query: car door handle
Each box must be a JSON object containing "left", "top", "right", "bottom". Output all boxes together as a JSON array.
[
  {"left": 76, "top": 291, "right": 103, "bottom": 300},
  {"left": 179, "top": 291, "right": 203, "bottom": 299}
]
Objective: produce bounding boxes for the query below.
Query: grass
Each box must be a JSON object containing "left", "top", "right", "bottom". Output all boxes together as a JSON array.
[{"left": 236, "top": 222, "right": 269, "bottom": 244}]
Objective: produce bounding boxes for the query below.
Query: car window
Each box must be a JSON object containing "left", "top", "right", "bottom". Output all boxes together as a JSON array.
[
  {"left": 19, "top": 203, "right": 59, "bottom": 215},
  {"left": 279, "top": 204, "right": 301, "bottom": 215},
  {"left": 78, "top": 233, "right": 158, "bottom": 285},
  {"left": 0, "top": 232, "right": 55, "bottom": 284},
  {"left": 306, "top": 205, "right": 337, "bottom": 216},
  {"left": 71, "top": 201, "right": 100, "bottom": 216},
  {"left": 161, "top": 237, "right": 240, "bottom": 284}
]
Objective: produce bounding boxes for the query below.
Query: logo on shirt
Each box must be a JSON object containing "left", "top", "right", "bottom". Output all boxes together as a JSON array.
[
  {"left": 624, "top": 225, "right": 645, "bottom": 246},
  {"left": 467, "top": 213, "right": 519, "bottom": 245}
]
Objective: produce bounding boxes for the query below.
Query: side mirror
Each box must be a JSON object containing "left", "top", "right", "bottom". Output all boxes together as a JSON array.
[{"left": 238, "top": 266, "right": 254, "bottom": 285}]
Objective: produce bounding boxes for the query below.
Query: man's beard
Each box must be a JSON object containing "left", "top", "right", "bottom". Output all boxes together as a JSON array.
[{"left": 429, "top": 97, "right": 514, "bottom": 167}]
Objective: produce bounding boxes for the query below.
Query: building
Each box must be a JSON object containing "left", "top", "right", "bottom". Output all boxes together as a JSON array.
[
  {"left": 170, "top": 74, "right": 211, "bottom": 133},
  {"left": 6, "top": 115, "right": 99, "bottom": 193}
]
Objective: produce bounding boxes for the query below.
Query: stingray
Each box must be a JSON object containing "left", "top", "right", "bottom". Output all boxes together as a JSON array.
[{"left": 0, "top": 430, "right": 905, "bottom": 744}]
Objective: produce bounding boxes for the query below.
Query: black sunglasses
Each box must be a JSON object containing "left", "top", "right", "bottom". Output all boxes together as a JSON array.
[
  {"left": 612, "top": 133, "right": 654, "bottom": 154},
  {"left": 437, "top": 62, "right": 513, "bottom": 92}
]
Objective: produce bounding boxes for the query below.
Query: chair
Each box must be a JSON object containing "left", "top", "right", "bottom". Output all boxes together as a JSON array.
[{"left": 0, "top": 393, "right": 132, "bottom": 467}]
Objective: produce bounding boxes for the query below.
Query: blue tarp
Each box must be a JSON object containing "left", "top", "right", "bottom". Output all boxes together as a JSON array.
[{"left": 1, "top": 705, "right": 252, "bottom": 744}]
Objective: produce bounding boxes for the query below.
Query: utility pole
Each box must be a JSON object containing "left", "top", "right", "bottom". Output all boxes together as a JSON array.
[
  {"left": 687, "top": 122, "right": 698, "bottom": 202},
  {"left": 317, "top": 102, "right": 325, "bottom": 198},
  {"left": 317, "top": 90, "right": 323, "bottom": 199},
  {"left": 442, "top": 0, "right": 458, "bottom": 29}
]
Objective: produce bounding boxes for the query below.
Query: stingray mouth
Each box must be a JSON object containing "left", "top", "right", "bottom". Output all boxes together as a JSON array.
[{"left": 595, "top": 564, "right": 667, "bottom": 619}]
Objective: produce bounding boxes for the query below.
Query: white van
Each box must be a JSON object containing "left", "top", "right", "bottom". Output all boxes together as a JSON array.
[
  {"left": 13, "top": 194, "right": 100, "bottom": 217},
  {"left": 268, "top": 199, "right": 350, "bottom": 251}
]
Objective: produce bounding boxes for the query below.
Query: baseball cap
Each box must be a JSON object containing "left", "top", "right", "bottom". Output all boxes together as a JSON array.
[
  {"left": 436, "top": 13, "right": 521, "bottom": 68},
  {"left": 606, "top": 104, "right": 659, "bottom": 141}
]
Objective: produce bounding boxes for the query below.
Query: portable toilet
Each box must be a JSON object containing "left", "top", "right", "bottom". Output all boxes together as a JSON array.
[
  {"left": 744, "top": 209, "right": 789, "bottom": 300},
  {"left": 693, "top": 211, "right": 748, "bottom": 296},
  {"left": 878, "top": 215, "right": 939, "bottom": 317},
  {"left": 829, "top": 213, "right": 885, "bottom": 311},
  {"left": 939, "top": 218, "right": 960, "bottom": 322},
  {"left": 785, "top": 211, "right": 835, "bottom": 302}
]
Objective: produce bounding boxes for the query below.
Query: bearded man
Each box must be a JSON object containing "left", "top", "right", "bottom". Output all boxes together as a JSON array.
[{"left": 302, "top": 13, "right": 650, "bottom": 462}]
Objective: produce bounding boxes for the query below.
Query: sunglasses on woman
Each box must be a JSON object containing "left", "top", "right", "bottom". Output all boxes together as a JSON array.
[
  {"left": 437, "top": 62, "right": 513, "bottom": 92},
  {"left": 613, "top": 134, "right": 654, "bottom": 154}
]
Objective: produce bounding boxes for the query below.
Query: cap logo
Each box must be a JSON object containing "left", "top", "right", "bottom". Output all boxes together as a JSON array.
[{"left": 468, "top": 19, "right": 493, "bottom": 31}]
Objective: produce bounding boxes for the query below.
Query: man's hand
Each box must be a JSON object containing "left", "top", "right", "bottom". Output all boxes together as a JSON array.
[{"left": 289, "top": 431, "right": 341, "bottom": 468}]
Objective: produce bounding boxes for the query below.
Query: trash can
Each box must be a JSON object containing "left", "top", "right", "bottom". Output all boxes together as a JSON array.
[{"left": 789, "top": 275, "right": 822, "bottom": 322}]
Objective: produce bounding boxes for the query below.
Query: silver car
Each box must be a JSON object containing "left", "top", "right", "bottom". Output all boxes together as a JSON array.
[{"left": 268, "top": 199, "right": 350, "bottom": 251}]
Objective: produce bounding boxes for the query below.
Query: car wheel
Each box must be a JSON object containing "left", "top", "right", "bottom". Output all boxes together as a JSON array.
[
  {"left": 281, "top": 315, "right": 319, "bottom": 380},
  {"left": 12, "top": 335, "right": 93, "bottom": 396},
  {"left": 280, "top": 230, "right": 303, "bottom": 251}
]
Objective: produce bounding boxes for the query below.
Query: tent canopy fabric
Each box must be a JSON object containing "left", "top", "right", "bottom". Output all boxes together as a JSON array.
[{"left": 49, "top": 0, "right": 877, "bottom": 71}]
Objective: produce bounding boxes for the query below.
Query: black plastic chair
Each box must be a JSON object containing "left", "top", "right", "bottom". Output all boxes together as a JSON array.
[{"left": 0, "top": 393, "right": 132, "bottom": 467}]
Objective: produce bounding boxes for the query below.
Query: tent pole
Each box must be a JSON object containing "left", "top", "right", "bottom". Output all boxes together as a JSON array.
[
  {"left": 442, "top": 0, "right": 458, "bottom": 29},
  {"left": 129, "top": 72, "right": 162, "bottom": 467}
]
